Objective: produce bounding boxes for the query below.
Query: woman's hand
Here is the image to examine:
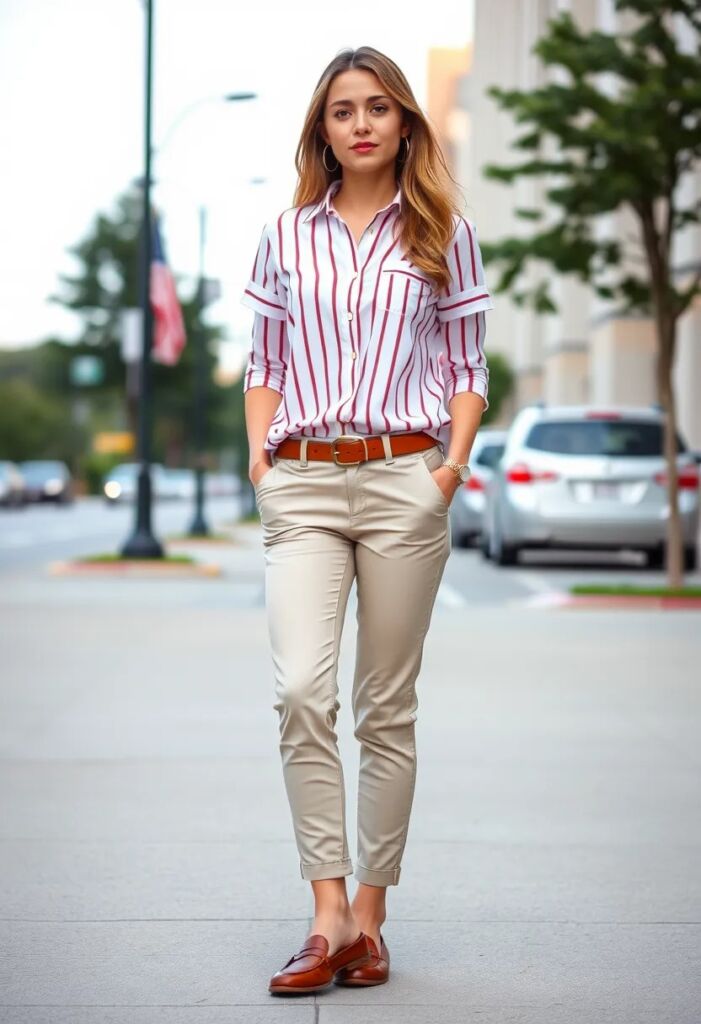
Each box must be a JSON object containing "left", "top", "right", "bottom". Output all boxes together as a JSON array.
[
  {"left": 249, "top": 458, "right": 273, "bottom": 487},
  {"left": 430, "top": 466, "right": 462, "bottom": 506}
]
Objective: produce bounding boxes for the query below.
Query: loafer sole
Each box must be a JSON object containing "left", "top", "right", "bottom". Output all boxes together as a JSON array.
[
  {"left": 333, "top": 973, "right": 389, "bottom": 986},
  {"left": 269, "top": 981, "right": 331, "bottom": 995},
  {"left": 269, "top": 953, "right": 372, "bottom": 995}
]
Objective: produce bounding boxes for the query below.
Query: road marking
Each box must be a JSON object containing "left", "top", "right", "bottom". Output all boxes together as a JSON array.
[
  {"left": 507, "top": 569, "right": 555, "bottom": 595},
  {"left": 436, "top": 581, "right": 468, "bottom": 608}
]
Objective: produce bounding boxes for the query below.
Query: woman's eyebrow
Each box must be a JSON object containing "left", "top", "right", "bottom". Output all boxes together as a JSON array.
[{"left": 329, "top": 94, "right": 391, "bottom": 107}]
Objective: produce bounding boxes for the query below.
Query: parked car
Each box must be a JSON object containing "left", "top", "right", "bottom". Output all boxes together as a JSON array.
[
  {"left": 450, "top": 429, "right": 508, "bottom": 547},
  {"left": 482, "top": 404, "right": 699, "bottom": 569},
  {"left": 19, "top": 460, "right": 74, "bottom": 504},
  {"left": 160, "top": 468, "right": 195, "bottom": 501},
  {"left": 103, "top": 462, "right": 166, "bottom": 504},
  {"left": 0, "top": 461, "right": 26, "bottom": 507}
]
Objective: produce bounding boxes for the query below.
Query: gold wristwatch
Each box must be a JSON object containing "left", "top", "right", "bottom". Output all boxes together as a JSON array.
[{"left": 442, "top": 457, "right": 471, "bottom": 483}]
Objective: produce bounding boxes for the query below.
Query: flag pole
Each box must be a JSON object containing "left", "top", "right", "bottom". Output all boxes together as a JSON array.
[
  {"left": 121, "top": 0, "right": 163, "bottom": 558},
  {"left": 187, "top": 204, "right": 211, "bottom": 537}
]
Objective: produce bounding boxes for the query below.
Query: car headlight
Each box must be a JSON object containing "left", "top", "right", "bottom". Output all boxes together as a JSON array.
[
  {"left": 44, "top": 479, "right": 63, "bottom": 494},
  {"left": 104, "top": 482, "right": 122, "bottom": 499}
]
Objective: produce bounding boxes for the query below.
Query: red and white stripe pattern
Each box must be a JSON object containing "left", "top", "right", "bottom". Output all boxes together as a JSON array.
[
  {"left": 150, "top": 212, "right": 186, "bottom": 366},
  {"left": 241, "top": 179, "right": 493, "bottom": 452}
]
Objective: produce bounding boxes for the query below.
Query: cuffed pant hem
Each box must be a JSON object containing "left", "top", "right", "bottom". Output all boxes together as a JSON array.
[
  {"left": 354, "top": 864, "right": 401, "bottom": 886},
  {"left": 300, "top": 858, "right": 354, "bottom": 881}
]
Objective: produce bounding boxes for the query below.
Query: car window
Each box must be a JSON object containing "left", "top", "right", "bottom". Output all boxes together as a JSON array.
[
  {"left": 475, "top": 444, "right": 505, "bottom": 468},
  {"left": 525, "top": 420, "right": 685, "bottom": 456},
  {"left": 20, "top": 462, "right": 64, "bottom": 481}
]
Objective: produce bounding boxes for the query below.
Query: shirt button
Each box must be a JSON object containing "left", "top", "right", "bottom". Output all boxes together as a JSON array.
[
  {"left": 351, "top": 352, "right": 357, "bottom": 360},
  {"left": 346, "top": 311, "right": 353, "bottom": 320}
]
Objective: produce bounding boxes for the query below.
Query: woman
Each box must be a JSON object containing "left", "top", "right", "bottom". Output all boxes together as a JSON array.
[{"left": 241, "top": 45, "right": 493, "bottom": 996}]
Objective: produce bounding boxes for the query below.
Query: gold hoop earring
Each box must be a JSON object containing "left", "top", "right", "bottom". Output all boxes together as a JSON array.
[
  {"left": 322, "top": 144, "right": 339, "bottom": 172},
  {"left": 398, "top": 136, "right": 411, "bottom": 163}
]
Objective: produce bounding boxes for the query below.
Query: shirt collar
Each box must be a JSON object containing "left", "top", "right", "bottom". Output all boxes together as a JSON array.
[{"left": 302, "top": 178, "right": 403, "bottom": 224}]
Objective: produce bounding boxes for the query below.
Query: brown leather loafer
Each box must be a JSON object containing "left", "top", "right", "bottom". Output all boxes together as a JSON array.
[
  {"left": 269, "top": 931, "right": 372, "bottom": 995},
  {"left": 333, "top": 932, "right": 390, "bottom": 986}
]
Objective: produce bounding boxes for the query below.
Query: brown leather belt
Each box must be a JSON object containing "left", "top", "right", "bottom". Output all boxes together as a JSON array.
[{"left": 274, "top": 431, "right": 437, "bottom": 466}]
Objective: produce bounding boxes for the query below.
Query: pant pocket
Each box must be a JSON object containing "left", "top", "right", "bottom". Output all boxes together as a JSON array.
[
  {"left": 416, "top": 446, "right": 450, "bottom": 508},
  {"left": 253, "top": 462, "right": 282, "bottom": 498}
]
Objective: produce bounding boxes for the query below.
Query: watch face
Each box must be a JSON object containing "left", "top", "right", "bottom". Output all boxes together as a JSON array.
[{"left": 459, "top": 465, "right": 471, "bottom": 482}]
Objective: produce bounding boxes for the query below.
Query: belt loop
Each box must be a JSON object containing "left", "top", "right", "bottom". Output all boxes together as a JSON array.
[
  {"left": 299, "top": 437, "right": 309, "bottom": 468},
  {"left": 381, "top": 433, "right": 395, "bottom": 465}
]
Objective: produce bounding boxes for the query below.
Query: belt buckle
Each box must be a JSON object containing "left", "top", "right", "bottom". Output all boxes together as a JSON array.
[{"left": 331, "top": 434, "right": 369, "bottom": 466}]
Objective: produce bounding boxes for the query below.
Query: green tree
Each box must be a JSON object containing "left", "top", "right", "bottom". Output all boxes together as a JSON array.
[
  {"left": 50, "top": 185, "right": 237, "bottom": 468},
  {"left": 480, "top": 0, "right": 701, "bottom": 586},
  {"left": 480, "top": 352, "right": 514, "bottom": 426},
  {"left": 0, "top": 378, "right": 76, "bottom": 462}
]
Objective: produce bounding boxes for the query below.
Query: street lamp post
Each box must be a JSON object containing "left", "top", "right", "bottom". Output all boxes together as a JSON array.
[
  {"left": 119, "top": 0, "right": 256, "bottom": 556},
  {"left": 188, "top": 204, "right": 209, "bottom": 536},
  {"left": 121, "top": 0, "right": 161, "bottom": 558}
]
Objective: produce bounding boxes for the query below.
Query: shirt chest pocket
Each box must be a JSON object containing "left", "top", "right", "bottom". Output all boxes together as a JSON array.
[{"left": 380, "top": 261, "right": 434, "bottom": 318}]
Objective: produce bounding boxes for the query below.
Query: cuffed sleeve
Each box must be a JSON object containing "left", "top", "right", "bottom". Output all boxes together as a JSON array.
[
  {"left": 436, "top": 216, "right": 493, "bottom": 412},
  {"left": 243, "top": 312, "right": 289, "bottom": 394},
  {"left": 241, "top": 222, "right": 289, "bottom": 394},
  {"left": 240, "top": 222, "right": 288, "bottom": 320}
]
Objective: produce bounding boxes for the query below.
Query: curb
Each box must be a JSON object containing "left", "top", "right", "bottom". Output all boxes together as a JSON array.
[
  {"left": 520, "top": 591, "right": 701, "bottom": 610},
  {"left": 47, "top": 560, "right": 222, "bottom": 578},
  {"left": 164, "top": 540, "right": 237, "bottom": 548}
]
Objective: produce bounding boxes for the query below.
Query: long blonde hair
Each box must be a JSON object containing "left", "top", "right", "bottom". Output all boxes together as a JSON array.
[{"left": 292, "top": 46, "right": 463, "bottom": 294}]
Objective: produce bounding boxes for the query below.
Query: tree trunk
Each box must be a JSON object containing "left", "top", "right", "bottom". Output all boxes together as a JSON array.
[
  {"left": 638, "top": 201, "right": 684, "bottom": 588},
  {"left": 657, "top": 323, "right": 684, "bottom": 588}
]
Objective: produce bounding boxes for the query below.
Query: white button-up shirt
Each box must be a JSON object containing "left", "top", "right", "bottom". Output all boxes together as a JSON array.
[{"left": 240, "top": 178, "right": 493, "bottom": 453}]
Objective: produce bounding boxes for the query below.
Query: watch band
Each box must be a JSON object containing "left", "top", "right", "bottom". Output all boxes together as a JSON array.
[{"left": 442, "top": 457, "right": 470, "bottom": 482}]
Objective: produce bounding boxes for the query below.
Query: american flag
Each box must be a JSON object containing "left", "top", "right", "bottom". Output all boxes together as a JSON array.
[{"left": 150, "top": 210, "right": 186, "bottom": 365}]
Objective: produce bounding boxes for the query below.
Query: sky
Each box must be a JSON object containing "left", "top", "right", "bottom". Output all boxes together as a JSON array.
[{"left": 0, "top": 0, "right": 474, "bottom": 372}]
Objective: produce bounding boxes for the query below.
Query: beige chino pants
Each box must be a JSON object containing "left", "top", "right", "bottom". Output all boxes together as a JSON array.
[{"left": 254, "top": 436, "right": 451, "bottom": 886}]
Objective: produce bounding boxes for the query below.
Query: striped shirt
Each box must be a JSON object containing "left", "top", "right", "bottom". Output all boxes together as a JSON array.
[{"left": 240, "top": 178, "right": 493, "bottom": 453}]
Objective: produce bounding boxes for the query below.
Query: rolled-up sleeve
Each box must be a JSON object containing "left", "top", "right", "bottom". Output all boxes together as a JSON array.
[
  {"left": 436, "top": 216, "right": 494, "bottom": 412},
  {"left": 240, "top": 223, "right": 289, "bottom": 394}
]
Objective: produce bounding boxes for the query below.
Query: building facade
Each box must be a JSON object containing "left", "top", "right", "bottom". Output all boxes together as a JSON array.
[{"left": 451, "top": 0, "right": 700, "bottom": 446}]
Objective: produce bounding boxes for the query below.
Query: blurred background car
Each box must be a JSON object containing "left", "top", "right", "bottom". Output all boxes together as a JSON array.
[
  {"left": 0, "top": 461, "right": 27, "bottom": 508},
  {"left": 102, "top": 463, "right": 239, "bottom": 504},
  {"left": 102, "top": 462, "right": 165, "bottom": 504},
  {"left": 18, "top": 460, "right": 74, "bottom": 504},
  {"left": 159, "top": 467, "right": 195, "bottom": 501},
  {"left": 482, "top": 405, "right": 699, "bottom": 569},
  {"left": 205, "top": 471, "right": 241, "bottom": 498},
  {"left": 450, "top": 429, "right": 508, "bottom": 547}
]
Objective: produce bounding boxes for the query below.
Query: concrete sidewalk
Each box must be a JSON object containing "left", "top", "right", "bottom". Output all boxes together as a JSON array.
[{"left": 1, "top": 526, "right": 700, "bottom": 1022}]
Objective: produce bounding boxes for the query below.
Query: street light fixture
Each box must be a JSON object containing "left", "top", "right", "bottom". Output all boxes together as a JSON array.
[{"left": 120, "top": 0, "right": 256, "bottom": 556}]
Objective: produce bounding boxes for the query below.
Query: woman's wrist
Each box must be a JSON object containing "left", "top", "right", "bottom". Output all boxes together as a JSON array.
[{"left": 249, "top": 451, "right": 272, "bottom": 472}]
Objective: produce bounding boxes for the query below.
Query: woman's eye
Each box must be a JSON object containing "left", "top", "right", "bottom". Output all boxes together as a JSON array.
[{"left": 334, "top": 105, "right": 388, "bottom": 119}]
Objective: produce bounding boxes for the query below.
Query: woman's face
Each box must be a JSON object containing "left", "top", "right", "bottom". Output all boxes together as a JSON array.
[{"left": 319, "top": 68, "right": 408, "bottom": 175}]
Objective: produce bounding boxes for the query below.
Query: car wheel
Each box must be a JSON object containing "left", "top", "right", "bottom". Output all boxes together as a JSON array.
[
  {"left": 479, "top": 532, "right": 492, "bottom": 560},
  {"left": 495, "top": 541, "right": 519, "bottom": 566},
  {"left": 492, "top": 518, "right": 519, "bottom": 566},
  {"left": 645, "top": 544, "right": 698, "bottom": 572},
  {"left": 645, "top": 544, "right": 665, "bottom": 570}
]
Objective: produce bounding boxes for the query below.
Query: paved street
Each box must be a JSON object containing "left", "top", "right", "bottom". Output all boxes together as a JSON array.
[{"left": 1, "top": 499, "right": 700, "bottom": 1022}]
